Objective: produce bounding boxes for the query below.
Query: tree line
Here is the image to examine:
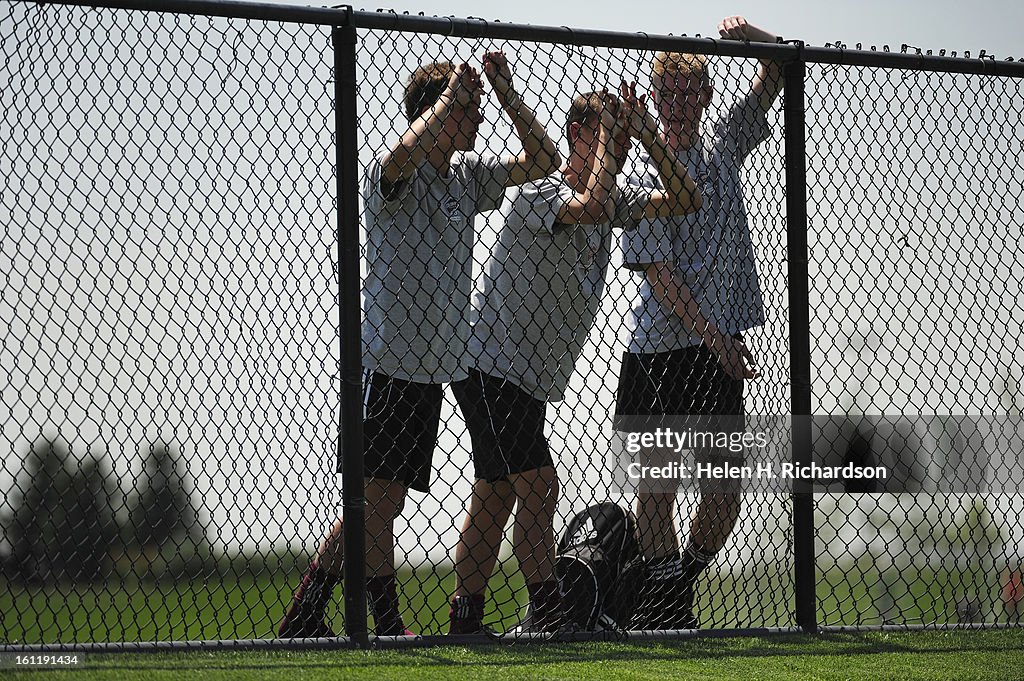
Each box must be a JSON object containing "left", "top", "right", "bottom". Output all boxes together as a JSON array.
[{"left": 2, "top": 436, "right": 210, "bottom": 583}]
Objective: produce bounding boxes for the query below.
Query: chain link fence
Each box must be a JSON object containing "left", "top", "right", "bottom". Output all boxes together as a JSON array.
[
  {"left": 806, "top": 60, "right": 1024, "bottom": 628},
  {"left": 1, "top": 0, "right": 339, "bottom": 644},
  {"left": 1, "top": 0, "right": 1023, "bottom": 650}
]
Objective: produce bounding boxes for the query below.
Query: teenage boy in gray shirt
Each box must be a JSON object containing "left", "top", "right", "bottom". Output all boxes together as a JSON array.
[
  {"left": 613, "top": 16, "right": 784, "bottom": 630},
  {"left": 446, "top": 83, "right": 702, "bottom": 634},
  {"left": 279, "top": 52, "right": 560, "bottom": 638}
]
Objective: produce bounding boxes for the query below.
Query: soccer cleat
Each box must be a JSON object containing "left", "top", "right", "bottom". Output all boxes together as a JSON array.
[
  {"left": 448, "top": 617, "right": 485, "bottom": 635},
  {"left": 372, "top": 622, "right": 417, "bottom": 636},
  {"left": 277, "top": 563, "right": 338, "bottom": 638},
  {"left": 664, "top": 609, "right": 699, "bottom": 630},
  {"left": 507, "top": 602, "right": 578, "bottom": 635},
  {"left": 277, "top": 602, "right": 337, "bottom": 638},
  {"left": 629, "top": 575, "right": 698, "bottom": 630},
  {"left": 447, "top": 619, "right": 499, "bottom": 637},
  {"left": 628, "top": 554, "right": 703, "bottom": 631},
  {"left": 661, "top": 579, "right": 699, "bottom": 630},
  {"left": 508, "top": 618, "right": 581, "bottom": 636}
]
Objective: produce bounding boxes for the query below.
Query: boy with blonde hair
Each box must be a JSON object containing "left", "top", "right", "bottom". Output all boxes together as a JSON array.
[{"left": 614, "top": 16, "right": 784, "bottom": 629}]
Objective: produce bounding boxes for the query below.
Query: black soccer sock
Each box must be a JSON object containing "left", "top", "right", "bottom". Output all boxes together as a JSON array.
[
  {"left": 671, "top": 542, "right": 715, "bottom": 627},
  {"left": 448, "top": 593, "right": 486, "bottom": 634},
  {"left": 637, "top": 547, "right": 712, "bottom": 629},
  {"left": 628, "top": 554, "right": 682, "bottom": 629},
  {"left": 645, "top": 553, "right": 685, "bottom": 607},
  {"left": 647, "top": 553, "right": 687, "bottom": 583},
  {"left": 296, "top": 562, "right": 340, "bottom": 616},
  {"left": 680, "top": 541, "right": 714, "bottom": 585},
  {"left": 367, "top": 574, "right": 406, "bottom": 636},
  {"left": 527, "top": 579, "right": 565, "bottom": 629}
]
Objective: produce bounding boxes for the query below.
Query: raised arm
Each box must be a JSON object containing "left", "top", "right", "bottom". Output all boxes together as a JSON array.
[
  {"left": 483, "top": 51, "right": 562, "bottom": 186},
  {"left": 620, "top": 81, "right": 702, "bottom": 218},
  {"left": 645, "top": 261, "right": 759, "bottom": 380},
  {"left": 378, "top": 63, "right": 482, "bottom": 187},
  {"left": 718, "top": 15, "right": 784, "bottom": 112},
  {"left": 555, "top": 104, "right": 618, "bottom": 225}
]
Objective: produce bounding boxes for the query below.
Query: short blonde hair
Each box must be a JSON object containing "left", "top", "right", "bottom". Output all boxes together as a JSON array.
[
  {"left": 651, "top": 51, "right": 709, "bottom": 88},
  {"left": 403, "top": 61, "right": 455, "bottom": 122},
  {"left": 565, "top": 90, "right": 620, "bottom": 140}
]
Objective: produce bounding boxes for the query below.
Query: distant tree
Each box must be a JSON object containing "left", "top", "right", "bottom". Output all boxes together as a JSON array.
[
  {"left": 7, "top": 436, "right": 72, "bottom": 582},
  {"left": 62, "top": 451, "right": 118, "bottom": 581},
  {"left": 126, "top": 440, "right": 207, "bottom": 579},
  {"left": 5, "top": 436, "right": 116, "bottom": 583},
  {"left": 949, "top": 498, "right": 1006, "bottom": 557}
]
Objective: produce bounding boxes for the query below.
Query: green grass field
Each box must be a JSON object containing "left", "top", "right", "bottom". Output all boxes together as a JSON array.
[
  {"left": 1, "top": 564, "right": 1013, "bottom": 643},
  {"left": 3, "top": 629, "right": 1024, "bottom": 680},
  {"left": 4, "top": 565, "right": 1023, "bottom": 679},
  {"left": 2, "top": 567, "right": 785, "bottom": 642},
  {"left": 1, "top": 568, "right": 526, "bottom": 643}
]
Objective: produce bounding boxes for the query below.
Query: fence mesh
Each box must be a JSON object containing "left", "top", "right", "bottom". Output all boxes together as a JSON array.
[
  {"left": 0, "top": 2, "right": 339, "bottom": 642},
  {"left": 806, "top": 63, "right": 1024, "bottom": 626},
  {"left": 0, "top": 0, "right": 1022, "bottom": 647}
]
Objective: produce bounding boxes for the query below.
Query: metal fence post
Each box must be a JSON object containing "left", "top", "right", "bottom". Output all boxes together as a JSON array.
[
  {"left": 783, "top": 53, "right": 817, "bottom": 634},
  {"left": 333, "top": 13, "right": 368, "bottom": 646}
]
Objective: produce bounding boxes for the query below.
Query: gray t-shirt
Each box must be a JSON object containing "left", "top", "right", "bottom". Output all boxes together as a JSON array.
[
  {"left": 470, "top": 176, "right": 650, "bottom": 402},
  {"left": 362, "top": 152, "right": 510, "bottom": 383},
  {"left": 622, "top": 92, "right": 772, "bottom": 354}
]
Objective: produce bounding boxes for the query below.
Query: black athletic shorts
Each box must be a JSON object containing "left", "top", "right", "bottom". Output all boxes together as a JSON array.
[
  {"left": 360, "top": 370, "right": 443, "bottom": 493},
  {"left": 614, "top": 341, "right": 748, "bottom": 487},
  {"left": 614, "top": 341, "right": 745, "bottom": 424},
  {"left": 451, "top": 368, "right": 554, "bottom": 483}
]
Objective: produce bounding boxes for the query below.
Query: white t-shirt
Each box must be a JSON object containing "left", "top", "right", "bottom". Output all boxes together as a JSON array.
[
  {"left": 470, "top": 175, "right": 650, "bottom": 402},
  {"left": 622, "top": 93, "right": 772, "bottom": 354},
  {"left": 362, "top": 152, "right": 510, "bottom": 383}
]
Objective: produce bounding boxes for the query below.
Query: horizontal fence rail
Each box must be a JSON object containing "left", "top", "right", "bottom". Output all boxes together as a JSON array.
[
  {"left": 19, "top": 0, "right": 1024, "bottom": 73},
  {"left": 1, "top": 0, "right": 1023, "bottom": 652}
]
